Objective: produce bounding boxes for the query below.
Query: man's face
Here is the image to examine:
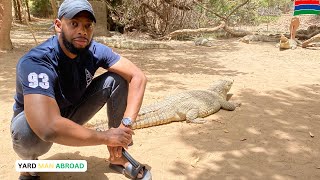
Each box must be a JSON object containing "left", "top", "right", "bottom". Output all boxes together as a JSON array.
[{"left": 58, "top": 11, "right": 94, "bottom": 54}]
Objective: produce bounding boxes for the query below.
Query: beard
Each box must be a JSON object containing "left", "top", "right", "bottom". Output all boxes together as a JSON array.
[{"left": 61, "top": 31, "right": 92, "bottom": 55}]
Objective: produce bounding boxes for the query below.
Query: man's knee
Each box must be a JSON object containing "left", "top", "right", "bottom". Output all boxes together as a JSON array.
[
  {"left": 101, "top": 72, "right": 128, "bottom": 91},
  {"left": 291, "top": 17, "right": 300, "bottom": 28},
  {"left": 11, "top": 112, "right": 53, "bottom": 159},
  {"left": 100, "top": 73, "right": 128, "bottom": 128}
]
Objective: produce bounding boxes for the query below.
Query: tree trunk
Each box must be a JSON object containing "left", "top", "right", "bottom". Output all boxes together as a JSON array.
[
  {"left": 13, "top": 0, "right": 19, "bottom": 20},
  {"left": 25, "top": 0, "right": 31, "bottom": 21},
  {"left": 50, "top": 0, "right": 58, "bottom": 18},
  {"left": 17, "top": 0, "right": 38, "bottom": 45},
  {"left": 16, "top": 0, "right": 22, "bottom": 23},
  {"left": 0, "top": 0, "right": 13, "bottom": 50}
]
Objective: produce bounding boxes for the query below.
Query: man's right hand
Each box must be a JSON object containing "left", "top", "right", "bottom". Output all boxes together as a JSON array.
[{"left": 104, "top": 127, "right": 133, "bottom": 149}]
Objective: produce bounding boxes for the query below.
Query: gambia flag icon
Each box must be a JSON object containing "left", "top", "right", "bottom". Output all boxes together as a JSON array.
[{"left": 294, "top": 0, "right": 320, "bottom": 15}]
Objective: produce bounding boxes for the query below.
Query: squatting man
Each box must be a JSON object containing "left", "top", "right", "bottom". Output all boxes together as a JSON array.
[{"left": 10, "top": 0, "right": 151, "bottom": 179}]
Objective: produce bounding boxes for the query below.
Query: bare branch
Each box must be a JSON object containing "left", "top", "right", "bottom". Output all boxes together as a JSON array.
[
  {"left": 226, "top": 0, "right": 250, "bottom": 20},
  {"left": 162, "top": 0, "right": 192, "bottom": 11},
  {"left": 192, "top": 0, "right": 227, "bottom": 21},
  {"left": 141, "top": 3, "right": 166, "bottom": 20}
]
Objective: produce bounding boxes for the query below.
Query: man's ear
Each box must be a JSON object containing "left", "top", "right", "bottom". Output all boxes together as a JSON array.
[{"left": 54, "top": 19, "right": 62, "bottom": 33}]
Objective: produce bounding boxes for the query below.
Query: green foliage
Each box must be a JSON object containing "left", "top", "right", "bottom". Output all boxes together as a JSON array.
[
  {"left": 257, "top": 0, "right": 293, "bottom": 8},
  {"left": 30, "top": 0, "right": 53, "bottom": 18},
  {"left": 255, "top": 15, "right": 280, "bottom": 24},
  {"left": 201, "top": 0, "right": 294, "bottom": 25}
]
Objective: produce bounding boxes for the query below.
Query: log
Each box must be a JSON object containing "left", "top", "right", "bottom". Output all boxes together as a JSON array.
[{"left": 302, "top": 33, "right": 320, "bottom": 48}]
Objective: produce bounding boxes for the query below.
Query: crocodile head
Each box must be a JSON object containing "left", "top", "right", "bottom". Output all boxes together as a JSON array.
[{"left": 208, "top": 79, "right": 233, "bottom": 98}]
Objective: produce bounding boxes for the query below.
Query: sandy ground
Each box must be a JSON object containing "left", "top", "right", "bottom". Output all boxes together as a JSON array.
[{"left": 1, "top": 17, "right": 320, "bottom": 180}]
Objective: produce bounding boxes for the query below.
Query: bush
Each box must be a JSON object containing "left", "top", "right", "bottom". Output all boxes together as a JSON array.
[{"left": 30, "top": 0, "right": 53, "bottom": 18}]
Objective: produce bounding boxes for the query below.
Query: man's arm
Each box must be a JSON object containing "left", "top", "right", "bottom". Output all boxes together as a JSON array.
[
  {"left": 108, "top": 56, "right": 147, "bottom": 122},
  {"left": 24, "top": 94, "right": 133, "bottom": 148}
]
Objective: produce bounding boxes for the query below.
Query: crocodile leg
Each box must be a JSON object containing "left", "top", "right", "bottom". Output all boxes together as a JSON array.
[
  {"left": 186, "top": 109, "right": 206, "bottom": 124},
  {"left": 219, "top": 100, "right": 241, "bottom": 111}
]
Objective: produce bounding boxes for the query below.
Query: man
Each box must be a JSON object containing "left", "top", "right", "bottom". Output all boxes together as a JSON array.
[
  {"left": 10, "top": 0, "right": 151, "bottom": 179},
  {"left": 290, "top": 0, "right": 300, "bottom": 40}
]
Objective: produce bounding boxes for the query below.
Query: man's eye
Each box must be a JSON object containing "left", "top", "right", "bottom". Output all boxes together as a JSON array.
[
  {"left": 85, "top": 24, "right": 93, "bottom": 29},
  {"left": 71, "top": 22, "right": 78, "bottom": 27}
]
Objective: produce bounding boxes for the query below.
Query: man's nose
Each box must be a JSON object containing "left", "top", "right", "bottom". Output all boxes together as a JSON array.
[{"left": 78, "top": 25, "right": 87, "bottom": 35}]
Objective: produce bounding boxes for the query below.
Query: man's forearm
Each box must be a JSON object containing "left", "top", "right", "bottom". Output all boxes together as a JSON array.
[
  {"left": 44, "top": 116, "right": 106, "bottom": 146},
  {"left": 123, "top": 73, "right": 147, "bottom": 122}
]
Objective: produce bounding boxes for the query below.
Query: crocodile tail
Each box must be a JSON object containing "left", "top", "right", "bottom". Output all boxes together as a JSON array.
[{"left": 133, "top": 109, "right": 176, "bottom": 129}]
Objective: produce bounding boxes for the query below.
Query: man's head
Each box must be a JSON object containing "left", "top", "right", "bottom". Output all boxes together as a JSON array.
[
  {"left": 55, "top": 0, "right": 96, "bottom": 56},
  {"left": 58, "top": 0, "right": 96, "bottom": 23}
]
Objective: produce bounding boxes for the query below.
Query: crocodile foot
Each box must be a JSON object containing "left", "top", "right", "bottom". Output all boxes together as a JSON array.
[{"left": 187, "top": 118, "right": 207, "bottom": 124}]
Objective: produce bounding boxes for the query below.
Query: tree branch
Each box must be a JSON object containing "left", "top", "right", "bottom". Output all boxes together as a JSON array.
[
  {"left": 226, "top": 0, "right": 250, "bottom": 20},
  {"left": 192, "top": 0, "right": 227, "bottom": 21},
  {"left": 141, "top": 3, "right": 166, "bottom": 20},
  {"left": 162, "top": 0, "right": 192, "bottom": 11}
]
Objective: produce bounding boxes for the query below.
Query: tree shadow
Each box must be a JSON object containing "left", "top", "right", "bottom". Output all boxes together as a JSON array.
[
  {"left": 38, "top": 151, "right": 109, "bottom": 180},
  {"left": 38, "top": 151, "right": 152, "bottom": 180},
  {"left": 117, "top": 39, "right": 244, "bottom": 76},
  {"left": 172, "top": 83, "right": 320, "bottom": 179},
  {"left": 115, "top": 39, "right": 247, "bottom": 93},
  {"left": 0, "top": 52, "right": 20, "bottom": 105}
]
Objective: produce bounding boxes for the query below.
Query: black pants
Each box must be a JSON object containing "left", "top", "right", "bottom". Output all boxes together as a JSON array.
[{"left": 10, "top": 72, "right": 128, "bottom": 160}]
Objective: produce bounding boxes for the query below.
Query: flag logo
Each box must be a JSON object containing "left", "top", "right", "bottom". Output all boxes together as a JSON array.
[{"left": 294, "top": 0, "right": 320, "bottom": 15}]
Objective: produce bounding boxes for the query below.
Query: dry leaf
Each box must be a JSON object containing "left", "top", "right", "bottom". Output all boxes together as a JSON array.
[{"left": 240, "top": 138, "right": 247, "bottom": 141}]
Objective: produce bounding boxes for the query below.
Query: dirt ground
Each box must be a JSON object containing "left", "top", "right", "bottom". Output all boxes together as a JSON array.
[{"left": 1, "top": 16, "right": 320, "bottom": 180}]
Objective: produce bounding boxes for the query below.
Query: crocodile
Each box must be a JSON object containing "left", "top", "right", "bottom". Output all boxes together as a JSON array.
[
  {"left": 239, "top": 34, "right": 280, "bottom": 43},
  {"left": 194, "top": 37, "right": 212, "bottom": 47},
  {"left": 94, "top": 36, "right": 173, "bottom": 50},
  {"left": 132, "top": 79, "right": 240, "bottom": 129}
]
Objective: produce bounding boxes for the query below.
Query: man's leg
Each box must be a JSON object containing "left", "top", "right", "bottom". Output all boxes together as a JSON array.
[
  {"left": 290, "top": 17, "right": 300, "bottom": 39},
  {"left": 61, "top": 72, "right": 149, "bottom": 178},
  {"left": 10, "top": 111, "right": 53, "bottom": 178},
  {"left": 61, "top": 72, "right": 128, "bottom": 128},
  {"left": 11, "top": 112, "right": 53, "bottom": 160}
]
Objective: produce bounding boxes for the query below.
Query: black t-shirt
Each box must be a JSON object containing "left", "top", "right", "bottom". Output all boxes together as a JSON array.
[{"left": 13, "top": 35, "right": 120, "bottom": 115}]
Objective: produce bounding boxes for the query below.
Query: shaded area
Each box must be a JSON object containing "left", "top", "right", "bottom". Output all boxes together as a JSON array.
[
  {"left": 41, "top": 151, "right": 152, "bottom": 180},
  {"left": 172, "top": 84, "right": 320, "bottom": 179},
  {"left": 0, "top": 52, "right": 21, "bottom": 104},
  {"left": 116, "top": 40, "right": 247, "bottom": 93},
  {"left": 41, "top": 151, "right": 109, "bottom": 180},
  {"left": 117, "top": 40, "right": 244, "bottom": 77}
]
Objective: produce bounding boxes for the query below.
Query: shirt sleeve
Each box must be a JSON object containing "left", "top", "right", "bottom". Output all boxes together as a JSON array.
[
  {"left": 18, "top": 57, "right": 56, "bottom": 98},
  {"left": 90, "top": 41, "right": 121, "bottom": 69}
]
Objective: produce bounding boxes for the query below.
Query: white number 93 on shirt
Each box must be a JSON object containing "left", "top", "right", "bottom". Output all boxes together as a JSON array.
[{"left": 28, "top": 72, "right": 50, "bottom": 89}]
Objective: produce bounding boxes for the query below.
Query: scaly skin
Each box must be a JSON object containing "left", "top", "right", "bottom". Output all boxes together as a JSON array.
[
  {"left": 194, "top": 37, "right": 212, "bottom": 47},
  {"left": 132, "top": 79, "right": 240, "bottom": 129}
]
